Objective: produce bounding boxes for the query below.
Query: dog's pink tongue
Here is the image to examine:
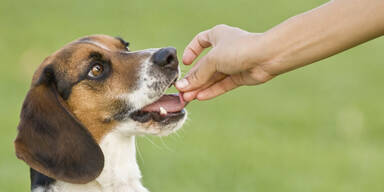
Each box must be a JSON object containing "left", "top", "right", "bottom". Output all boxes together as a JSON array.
[{"left": 142, "top": 93, "right": 187, "bottom": 113}]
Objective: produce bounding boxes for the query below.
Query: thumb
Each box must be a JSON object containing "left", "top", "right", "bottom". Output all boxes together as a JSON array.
[{"left": 176, "top": 52, "right": 217, "bottom": 92}]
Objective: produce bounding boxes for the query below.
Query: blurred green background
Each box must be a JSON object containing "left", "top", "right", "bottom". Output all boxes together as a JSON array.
[{"left": 1, "top": 0, "right": 384, "bottom": 191}]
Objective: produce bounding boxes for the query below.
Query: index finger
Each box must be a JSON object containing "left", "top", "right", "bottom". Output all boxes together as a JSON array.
[{"left": 182, "top": 30, "right": 212, "bottom": 65}]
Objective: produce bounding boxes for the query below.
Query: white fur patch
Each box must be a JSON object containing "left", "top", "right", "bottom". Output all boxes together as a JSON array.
[
  {"left": 50, "top": 131, "right": 148, "bottom": 192},
  {"left": 96, "top": 131, "right": 148, "bottom": 192},
  {"left": 87, "top": 41, "right": 111, "bottom": 51},
  {"left": 116, "top": 49, "right": 161, "bottom": 111},
  {"left": 32, "top": 187, "right": 46, "bottom": 192}
]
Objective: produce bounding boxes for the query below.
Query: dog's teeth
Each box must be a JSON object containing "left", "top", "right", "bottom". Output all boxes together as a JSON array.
[{"left": 159, "top": 107, "right": 167, "bottom": 116}]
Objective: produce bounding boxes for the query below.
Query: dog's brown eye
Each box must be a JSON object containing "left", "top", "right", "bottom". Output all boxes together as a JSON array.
[{"left": 88, "top": 64, "right": 104, "bottom": 78}]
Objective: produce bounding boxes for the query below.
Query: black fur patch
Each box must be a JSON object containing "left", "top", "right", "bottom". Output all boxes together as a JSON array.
[
  {"left": 56, "top": 79, "right": 74, "bottom": 100},
  {"left": 38, "top": 65, "right": 73, "bottom": 100},
  {"left": 115, "top": 37, "right": 130, "bottom": 48},
  {"left": 112, "top": 100, "right": 133, "bottom": 121},
  {"left": 30, "top": 168, "right": 55, "bottom": 190},
  {"left": 78, "top": 37, "right": 92, "bottom": 42}
]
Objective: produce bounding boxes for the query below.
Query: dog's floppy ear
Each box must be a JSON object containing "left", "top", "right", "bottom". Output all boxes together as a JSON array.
[{"left": 14, "top": 65, "right": 104, "bottom": 184}]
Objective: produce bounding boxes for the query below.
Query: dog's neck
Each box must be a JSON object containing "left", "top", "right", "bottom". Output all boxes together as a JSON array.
[
  {"left": 96, "top": 131, "right": 148, "bottom": 192},
  {"left": 51, "top": 131, "right": 148, "bottom": 192}
]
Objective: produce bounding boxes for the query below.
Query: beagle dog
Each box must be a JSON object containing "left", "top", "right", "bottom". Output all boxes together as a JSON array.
[{"left": 14, "top": 35, "right": 187, "bottom": 192}]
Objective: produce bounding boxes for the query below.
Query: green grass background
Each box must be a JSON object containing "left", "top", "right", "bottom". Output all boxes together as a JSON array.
[{"left": 1, "top": 0, "right": 384, "bottom": 191}]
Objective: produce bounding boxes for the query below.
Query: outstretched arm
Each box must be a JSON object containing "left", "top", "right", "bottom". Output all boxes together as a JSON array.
[{"left": 176, "top": 0, "right": 384, "bottom": 101}]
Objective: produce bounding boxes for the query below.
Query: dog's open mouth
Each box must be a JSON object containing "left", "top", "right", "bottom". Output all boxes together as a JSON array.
[{"left": 130, "top": 92, "right": 187, "bottom": 123}]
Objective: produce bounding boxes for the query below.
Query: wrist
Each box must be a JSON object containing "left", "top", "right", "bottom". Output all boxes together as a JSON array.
[{"left": 243, "top": 32, "right": 282, "bottom": 76}]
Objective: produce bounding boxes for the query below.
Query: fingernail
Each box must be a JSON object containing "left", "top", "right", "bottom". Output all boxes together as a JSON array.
[{"left": 176, "top": 79, "right": 189, "bottom": 89}]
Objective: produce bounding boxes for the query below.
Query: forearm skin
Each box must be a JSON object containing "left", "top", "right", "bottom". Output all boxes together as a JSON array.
[{"left": 251, "top": 0, "right": 384, "bottom": 76}]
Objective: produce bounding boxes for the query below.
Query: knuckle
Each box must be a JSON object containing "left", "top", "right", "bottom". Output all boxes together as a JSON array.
[
  {"left": 211, "top": 24, "right": 227, "bottom": 34},
  {"left": 256, "top": 77, "right": 268, "bottom": 84},
  {"left": 196, "top": 32, "right": 206, "bottom": 44},
  {"left": 213, "top": 24, "right": 228, "bottom": 30},
  {"left": 196, "top": 31, "right": 211, "bottom": 47},
  {"left": 196, "top": 31, "right": 205, "bottom": 39},
  {"left": 209, "top": 24, "right": 231, "bottom": 43},
  {"left": 188, "top": 71, "right": 200, "bottom": 84},
  {"left": 249, "top": 67, "right": 274, "bottom": 84},
  {"left": 230, "top": 75, "right": 243, "bottom": 86},
  {"left": 251, "top": 72, "right": 271, "bottom": 84}
]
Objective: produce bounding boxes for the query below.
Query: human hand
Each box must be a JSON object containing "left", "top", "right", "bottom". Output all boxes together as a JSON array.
[{"left": 175, "top": 24, "right": 275, "bottom": 101}]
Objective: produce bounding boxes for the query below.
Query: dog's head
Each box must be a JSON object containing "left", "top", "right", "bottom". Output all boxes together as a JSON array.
[{"left": 14, "top": 35, "right": 187, "bottom": 184}]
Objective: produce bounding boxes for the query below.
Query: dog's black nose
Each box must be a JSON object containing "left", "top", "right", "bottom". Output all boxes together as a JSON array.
[{"left": 153, "top": 47, "right": 178, "bottom": 69}]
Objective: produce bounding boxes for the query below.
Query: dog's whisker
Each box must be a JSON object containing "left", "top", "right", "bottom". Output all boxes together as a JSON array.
[
  {"left": 135, "top": 138, "right": 145, "bottom": 164},
  {"left": 159, "top": 137, "right": 174, "bottom": 152},
  {"left": 173, "top": 131, "right": 182, "bottom": 139},
  {"left": 143, "top": 135, "right": 163, "bottom": 150},
  {"left": 170, "top": 131, "right": 184, "bottom": 143}
]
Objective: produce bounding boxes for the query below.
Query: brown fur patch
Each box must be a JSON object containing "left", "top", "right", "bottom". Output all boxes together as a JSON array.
[{"left": 30, "top": 35, "right": 149, "bottom": 141}]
